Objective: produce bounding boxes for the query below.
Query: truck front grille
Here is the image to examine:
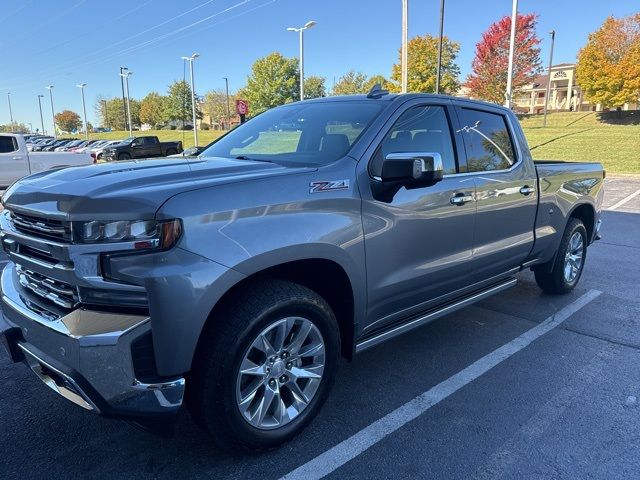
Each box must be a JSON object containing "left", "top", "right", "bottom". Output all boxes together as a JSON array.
[
  {"left": 16, "top": 264, "right": 79, "bottom": 310},
  {"left": 10, "top": 211, "right": 71, "bottom": 243}
]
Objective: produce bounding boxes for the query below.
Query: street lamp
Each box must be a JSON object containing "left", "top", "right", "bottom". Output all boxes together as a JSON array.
[
  {"left": 223, "top": 77, "right": 231, "bottom": 130},
  {"left": 119, "top": 72, "right": 133, "bottom": 137},
  {"left": 287, "top": 20, "right": 316, "bottom": 101},
  {"left": 46, "top": 85, "right": 56, "bottom": 139},
  {"left": 7, "top": 92, "right": 14, "bottom": 131},
  {"left": 76, "top": 83, "right": 89, "bottom": 139},
  {"left": 37, "top": 95, "right": 46, "bottom": 135},
  {"left": 120, "top": 66, "right": 129, "bottom": 132},
  {"left": 543, "top": 30, "right": 556, "bottom": 127},
  {"left": 401, "top": 1, "right": 408, "bottom": 93},
  {"left": 504, "top": 0, "right": 518, "bottom": 107},
  {"left": 181, "top": 53, "right": 200, "bottom": 146}
]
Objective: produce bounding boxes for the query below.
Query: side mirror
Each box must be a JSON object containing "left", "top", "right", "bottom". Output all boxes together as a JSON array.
[{"left": 380, "top": 152, "right": 444, "bottom": 186}]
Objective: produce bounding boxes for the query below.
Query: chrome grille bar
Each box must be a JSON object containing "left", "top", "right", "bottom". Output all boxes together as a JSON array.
[{"left": 16, "top": 265, "right": 78, "bottom": 310}]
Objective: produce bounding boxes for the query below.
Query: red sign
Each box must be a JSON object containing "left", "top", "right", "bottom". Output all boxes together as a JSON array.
[{"left": 236, "top": 99, "right": 248, "bottom": 115}]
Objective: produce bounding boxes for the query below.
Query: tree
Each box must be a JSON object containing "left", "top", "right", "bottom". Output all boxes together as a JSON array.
[
  {"left": 139, "top": 92, "right": 167, "bottom": 127},
  {"left": 390, "top": 35, "right": 461, "bottom": 94},
  {"left": 466, "top": 13, "right": 542, "bottom": 104},
  {"left": 240, "top": 52, "right": 299, "bottom": 114},
  {"left": 164, "top": 80, "right": 200, "bottom": 126},
  {"left": 203, "top": 89, "right": 236, "bottom": 129},
  {"left": 54, "top": 110, "right": 81, "bottom": 133},
  {"left": 576, "top": 14, "right": 640, "bottom": 108},
  {"left": 0, "top": 123, "right": 29, "bottom": 133},
  {"left": 304, "top": 75, "right": 326, "bottom": 99},
  {"left": 332, "top": 70, "right": 368, "bottom": 95}
]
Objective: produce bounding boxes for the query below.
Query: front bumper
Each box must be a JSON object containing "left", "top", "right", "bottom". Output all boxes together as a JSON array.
[{"left": 0, "top": 264, "right": 185, "bottom": 418}]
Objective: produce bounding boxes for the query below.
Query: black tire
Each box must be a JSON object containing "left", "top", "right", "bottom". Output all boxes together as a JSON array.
[
  {"left": 187, "top": 279, "right": 340, "bottom": 451},
  {"left": 118, "top": 152, "right": 131, "bottom": 160},
  {"left": 165, "top": 149, "right": 177, "bottom": 156},
  {"left": 534, "top": 217, "right": 588, "bottom": 294}
]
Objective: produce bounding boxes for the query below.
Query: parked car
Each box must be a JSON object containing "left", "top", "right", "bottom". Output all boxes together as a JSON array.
[
  {"left": 0, "top": 133, "right": 93, "bottom": 186},
  {"left": 42, "top": 139, "right": 77, "bottom": 152},
  {"left": 29, "top": 138, "right": 57, "bottom": 151},
  {"left": 89, "top": 139, "right": 124, "bottom": 161},
  {"left": 101, "top": 136, "right": 183, "bottom": 161},
  {"left": 55, "top": 139, "right": 85, "bottom": 151},
  {"left": 0, "top": 93, "right": 604, "bottom": 451}
]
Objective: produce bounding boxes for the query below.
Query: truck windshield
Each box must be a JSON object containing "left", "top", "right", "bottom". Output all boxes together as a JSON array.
[{"left": 201, "top": 101, "right": 383, "bottom": 166}]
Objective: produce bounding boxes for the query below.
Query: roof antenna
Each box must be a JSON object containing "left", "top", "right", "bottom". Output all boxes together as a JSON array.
[{"left": 367, "top": 83, "right": 389, "bottom": 99}]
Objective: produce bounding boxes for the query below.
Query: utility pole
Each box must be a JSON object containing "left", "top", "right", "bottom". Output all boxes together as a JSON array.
[
  {"left": 435, "top": 0, "right": 445, "bottom": 94},
  {"left": 7, "top": 92, "right": 14, "bottom": 131},
  {"left": 120, "top": 66, "right": 128, "bottom": 132},
  {"left": 102, "top": 99, "right": 110, "bottom": 130},
  {"left": 37, "top": 95, "right": 46, "bottom": 135},
  {"left": 223, "top": 77, "right": 231, "bottom": 130},
  {"left": 287, "top": 21, "right": 317, "bottom": 101},
  {"left": 504, "top": 0, "right": 518, "bottom": 108},
  {"left": 181, "top": 53, "right": 200, "bottom": 146},
  {"left": 543, "top": 30, "right": 556, "bottom": 127},
  {"left": 46, "top": 85, "right": 56, "bottom": 139},
  {"left": 77, "top": 83, "right": 88, "bottom": 139},
  {"left": 119, "top": 72, "right": 133, "bottom": 137},
  {"left": 401, "top": 0, "right": 408, "bottom": 93}
]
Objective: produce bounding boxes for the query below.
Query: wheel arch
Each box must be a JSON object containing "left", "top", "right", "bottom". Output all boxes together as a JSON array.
[{"left": 567, "top": 202, "right": 596, "bottom": 243}]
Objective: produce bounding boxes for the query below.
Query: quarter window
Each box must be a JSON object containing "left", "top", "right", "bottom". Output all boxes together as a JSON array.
[
  {"left": 0, "top": 136, "right": 18, "bottom": 154},
  {"left": 457, "top": 108, "right": 517, "bottom": 172},
  {"left": 370, "top": 105, "right": 457, "bottom": 177}
]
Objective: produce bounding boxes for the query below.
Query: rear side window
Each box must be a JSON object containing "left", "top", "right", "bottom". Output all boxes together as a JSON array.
[
  {"left": 0, "top": 136, "right": 18, "bottom": 154},
  {"left": 457, "top": 108, "right": 516, "bottom": 172},
  {"left": 370, "top": 105, "right": 457, "bottom": 177}
]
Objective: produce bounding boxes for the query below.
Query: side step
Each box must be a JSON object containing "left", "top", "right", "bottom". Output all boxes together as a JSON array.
[{"left": 355, "top": 277, "right": 518, "bottom": 353}]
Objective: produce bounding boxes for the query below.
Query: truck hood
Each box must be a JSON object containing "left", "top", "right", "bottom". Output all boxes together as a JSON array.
[{"left": 2, "top": 157, "right": 314, "bottom": 220}]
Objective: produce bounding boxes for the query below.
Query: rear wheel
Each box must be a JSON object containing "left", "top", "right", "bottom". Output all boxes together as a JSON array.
[
  {"left": 534, "top": 217, "right": 587, "bottom": 294},
  {"left": 118, "top": 152, "right": 131, "bottom": 160},
  {"left": 165, "top": 149, "right": 177, "bottom": 156},
  {"left": 188, "top": 280, "right": 340, "bottom": 451}
]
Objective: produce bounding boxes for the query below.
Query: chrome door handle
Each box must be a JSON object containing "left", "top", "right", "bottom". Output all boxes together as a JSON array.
[
  {"left": 450, "top": 193, "right": 474, "bottom": 205},
  {"left": 12, "top": 156, "right": 23, "bottom": 160},
  {"left": 520, "top": 185, "right": 535, "bottom": 195}
]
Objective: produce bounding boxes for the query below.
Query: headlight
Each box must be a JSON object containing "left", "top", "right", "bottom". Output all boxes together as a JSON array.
[{"left": 73, "top": 219, "right": 182, "bottom": 249}]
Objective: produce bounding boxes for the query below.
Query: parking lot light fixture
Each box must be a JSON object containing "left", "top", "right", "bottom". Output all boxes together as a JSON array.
[
  {"left": 287, "top": 21, "right": 317, "bottom": 101},
  {"left": 46, "top": 85, "right": 56, "bottom": 139},
  {"left": 119, "top": 72, "right": 133, "bottom": 137},
  {"left": 181, "top": 53, "right": 200, "bottom": 146},
  {"left": 37, "top": 95, "right": 46, "bottom": 135},
  {"left": 7, "top": 92, "right": 14, "bottom": 132},
  {"left": 76, "top": 83, "right": 88, "bottom": 140}
]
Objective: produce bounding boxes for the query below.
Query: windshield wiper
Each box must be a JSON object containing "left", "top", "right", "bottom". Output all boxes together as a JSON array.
[{"left": 234, "top": 155, "right": 274, "bottom": 163}]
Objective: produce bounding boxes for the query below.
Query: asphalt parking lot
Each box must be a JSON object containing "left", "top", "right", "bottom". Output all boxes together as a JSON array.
[{"left": 1, "top": 176, "right": 639, "bottom": 480}]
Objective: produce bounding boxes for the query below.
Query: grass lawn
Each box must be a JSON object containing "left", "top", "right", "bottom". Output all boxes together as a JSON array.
[{"left": 80, "top": 111, "right": 639, "bottom": 174}]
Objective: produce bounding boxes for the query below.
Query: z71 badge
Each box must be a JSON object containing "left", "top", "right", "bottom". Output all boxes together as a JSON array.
[{"left": 309, "top": 180, "right": 350, "bottom": 193}]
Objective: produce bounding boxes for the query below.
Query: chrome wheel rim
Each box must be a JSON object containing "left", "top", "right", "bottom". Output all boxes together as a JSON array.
[
  {"left": 235, "top": 317, "right": 325, "bottom": 430},
  {"left": 564, "top": 231, "right": 584, "bottom": 283}
]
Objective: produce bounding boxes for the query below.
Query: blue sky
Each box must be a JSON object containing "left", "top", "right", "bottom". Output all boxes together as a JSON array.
[{"left": 1, "top": 0, "right": 637, "bottom": 130}]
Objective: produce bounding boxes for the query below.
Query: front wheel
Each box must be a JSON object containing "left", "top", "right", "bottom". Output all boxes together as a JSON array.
[
  {"left": 534, "top": 217, "right": 587, "bottom": 294},
  {"left": 188, "top": 280, "right": 340, "bottom": 451},
  {"left": 117, "top": 152, "right": 131, "bottom": 160}
]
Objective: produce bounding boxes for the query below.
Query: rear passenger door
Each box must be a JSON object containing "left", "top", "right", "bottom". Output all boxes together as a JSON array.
[
  {"left": 454, "top": 104, "right": 538, "bottom": 281},
  {"left": 360, "top": 100, "right": 477, "bottom": 333},
  {"left": 0, "top": 135, "right": 29, "bottom": 186}
]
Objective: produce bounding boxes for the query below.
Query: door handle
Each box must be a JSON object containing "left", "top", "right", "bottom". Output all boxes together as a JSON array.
[
  {"left": 12, "top": 156, "right": 23, "bottom": 160},
  {"left": 450, "top": 193, "right": 474, "bottom": 205},
  {"left": 519, "top": 185, "right": 535, "bottom": 196}
]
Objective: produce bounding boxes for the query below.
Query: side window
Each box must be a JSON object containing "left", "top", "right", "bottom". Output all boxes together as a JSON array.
[
  {"left": 0, "top": 136, "right": 18, "bottom": 154},
  {"left": 457, "top": 108, "right": 517, "bottom": 172},
  {"left": 370, "top": 105, "right": 457, "bottom": 177}
]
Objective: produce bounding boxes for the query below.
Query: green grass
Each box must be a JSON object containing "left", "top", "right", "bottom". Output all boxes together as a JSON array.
[
  {"left": 79, "top": 111, "right": 640, "bottom": 174},
  {"left": 518, "top": 112, "right": 640, "bottom": 174}
]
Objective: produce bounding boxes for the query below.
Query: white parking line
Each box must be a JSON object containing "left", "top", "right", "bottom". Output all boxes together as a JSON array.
[
  {"left": 607, "top": 188, "right": 640, "bottom": 211},
  {"left": 281, "top": 289, "right": 603, "bottom": 480}
]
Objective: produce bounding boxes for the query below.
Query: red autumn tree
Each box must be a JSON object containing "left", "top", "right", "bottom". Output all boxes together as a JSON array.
[{"left": 466, "top": 13, "right": 542, "bottom": 104}]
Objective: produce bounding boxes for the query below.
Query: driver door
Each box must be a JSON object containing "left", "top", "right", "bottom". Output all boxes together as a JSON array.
[{"left": 359, "top": 101, "right": 477, "bottom": 334}]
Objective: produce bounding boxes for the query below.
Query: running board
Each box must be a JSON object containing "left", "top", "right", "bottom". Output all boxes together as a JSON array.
[{"left": 355, "top": 277, "right": 518, "bottom": 353}]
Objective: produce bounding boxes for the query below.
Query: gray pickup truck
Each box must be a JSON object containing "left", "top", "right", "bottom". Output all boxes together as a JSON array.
[{"left": 0, "top": 91, "right": 603, "bottom": 451}]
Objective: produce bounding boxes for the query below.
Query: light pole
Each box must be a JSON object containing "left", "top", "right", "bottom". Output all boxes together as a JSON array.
[
  {"left": 223, "top": 77, "right": 231, "bottom": 130},
  {"left": 504, "top": 0, "right": 518, "bottom": 108},
  {"left": 46, "top": 85, "right": 56, "bottom": 139},
  {"left": 543, "top": 30, "right": 556, "bottom": 127},
  {"left": 119, "top": 72, "right": 133, "bottom": 137},
  {"left": 120, "top": 66, "right": 128, "bottom": 132},
  {"left": 102, "top": 99, "right": 110, "bottom": 130},
  {"left": 7, "top": 92, "right": 14, "bottom": 131},
  {"left": 287, "top": 21, "right": 316, "bottom": 101},
  {"left": 37, "top": 95, "right": 46, "bottom": 135},
  {"left": 76, "top": 83, "right": 89, "bottom": 139},
  {"left": 401, "top": 0, "right": 408, "bottom": 93},
  {"left": 435, "top": 0, "right": 445, "bottom": 94},
  {"left": 181, "top": 53, "right": 200, "bottom": 146}
]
